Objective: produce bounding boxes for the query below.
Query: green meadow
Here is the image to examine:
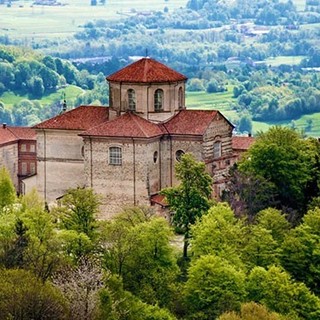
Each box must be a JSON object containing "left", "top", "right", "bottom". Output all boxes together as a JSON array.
[{"left": 1, "top": 85, "right": 84, "bottom": 109}]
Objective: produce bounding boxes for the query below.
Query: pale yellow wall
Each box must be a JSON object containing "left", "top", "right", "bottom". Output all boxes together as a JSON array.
[
  {"left": 36, "top": 129, "right": 85, "bottom": 202},
  {"left": 0, "top": 143, "right": 18, "bottom": 190},
  {"left": 109, "top": 81, "right": 186, "bottom": 122}
]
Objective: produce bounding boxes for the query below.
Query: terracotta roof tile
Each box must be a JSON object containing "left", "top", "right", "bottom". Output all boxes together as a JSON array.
[
  {"left": 34, "top": 106, "right": 109, "bottom": 130},
  {"left": 163, "top": 110, "right": 219, "bottom": 135},
  {"left": 232, "top": 136, "right": 255, "bottom": 151},
  {"left": 9, "top": 127, "right": 36, "bottom": 140},
  {"left": 150, "top": 194, "right": 168, "bottom": 207},
  {"left": 81, "top": 112, "right": 164, "bottom": 138},
  {"left": 0, "top": 126, "right": 36, "bottom": 146},
  {"left": 107, "top": 58, "right": 187, "bottom": 83}
]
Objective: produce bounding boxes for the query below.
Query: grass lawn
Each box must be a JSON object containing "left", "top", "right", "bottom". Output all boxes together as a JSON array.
[
  {"left": 265, "top": 56, "right": 305, "bottom": 67},
  {"left": 253, "top": 112, "right": 320, "bottom": 137},
  {"left": 1, "top": 85, "right": 84, "bottom": 109}
]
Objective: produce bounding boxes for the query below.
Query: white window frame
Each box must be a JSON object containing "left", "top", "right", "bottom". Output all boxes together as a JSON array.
[{"left": 109, "top": 146, "right": 122, "bottom": 166}]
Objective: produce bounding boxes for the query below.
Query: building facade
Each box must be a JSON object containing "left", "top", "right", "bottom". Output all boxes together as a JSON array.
[
  {"left": 24, "top": 57, "right": 251, "bottom": 218},
  {"left": 0, "top": 124, "right": 37, "bottom": 194}
]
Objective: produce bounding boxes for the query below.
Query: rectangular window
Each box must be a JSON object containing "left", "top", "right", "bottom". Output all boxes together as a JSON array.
[
  {"left": 214, "top": 141, "right": 222, "bottom": 159},
  {"left": 21, "top": 144, "right": 27, "bottom": 152},
  {"left": 21, "top": 162, "right": 27, "bottom": 175},
  {"left": 109, "top": 147, "right": 122, "bottom": 165},
  {"left": 30, "top": 162, "right": 36, "bottom": 175},
  {"left": 30, "top": 144, "right": 35, "bottom": 153}
]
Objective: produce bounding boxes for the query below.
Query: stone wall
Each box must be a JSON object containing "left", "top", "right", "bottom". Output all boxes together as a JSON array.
[{"left": 84, "top": 137, "right": 163, "bottom": 219}]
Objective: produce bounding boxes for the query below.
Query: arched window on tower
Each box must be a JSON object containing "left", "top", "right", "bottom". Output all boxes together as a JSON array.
[
  {"left": 178, "top": 87, "right": 184, "bottom": 109},
  {"left": 128, "top": 89, "right": 136, "bottom": 111},
  {"left": 154, "top": 89, "right": 163, "bottom": 112}
]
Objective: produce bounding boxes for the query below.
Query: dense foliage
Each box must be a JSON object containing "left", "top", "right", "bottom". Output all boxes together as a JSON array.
[{"left": 2, "top": 134, "right": 320, "bottom": 319}]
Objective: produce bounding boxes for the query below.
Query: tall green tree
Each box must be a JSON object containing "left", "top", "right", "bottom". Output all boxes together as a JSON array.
[
  {"left": 190, "top": 203, "right": 245, "bottom": 268},
  {"left": 281, "top": 207, "right": 320, "bottom": 295},
  {"left": 185, "top": 254, "right": 246, "bottom": 319},
  {"left": 161, "top": 153, "right": 213, "bottom": 258},
  {"left": 0, "top": 269, "right": 67, "bottom": 319},
  {"left": 239, "top": 127, "right": 319, "bottom": 215},
  {"left": 247, "top": 266, "right": 320, "bottom": 320},
  {"left": 102, "top": 207, "right": 179, "bottom": 307},
  {"left": 55, "top": 187, "right": 101, "bottom": 240}
]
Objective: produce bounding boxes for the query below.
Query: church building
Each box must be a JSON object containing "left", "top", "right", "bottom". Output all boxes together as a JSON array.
[{"left": 25, "top": 57, "right": 244, "bottom": 218}]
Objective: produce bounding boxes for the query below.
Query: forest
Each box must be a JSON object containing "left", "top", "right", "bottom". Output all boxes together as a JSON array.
[
  {"left": 1, "top": 126, "right": 320, "bottom": 319},
  {"left": 0, "top": 0, "right": 320, "bottom": 133}
]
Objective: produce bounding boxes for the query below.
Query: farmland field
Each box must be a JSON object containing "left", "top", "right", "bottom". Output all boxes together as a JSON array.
[
  {"left": 0, "top": 0, "right": 187, "bottom": 41},
  {"left": 264, "top": 56, "right": 305, "bottom": 67}
]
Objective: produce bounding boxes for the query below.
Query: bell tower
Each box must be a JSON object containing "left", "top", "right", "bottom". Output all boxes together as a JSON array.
[{"left": 107, "top": 57, "right": 188, "bottom": 122}]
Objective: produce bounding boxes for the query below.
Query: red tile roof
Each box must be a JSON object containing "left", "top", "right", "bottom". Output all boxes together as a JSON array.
[
  {"left": 34, "top": 106, "right": 109, "bottom": 130},
  {"left": 0, "top": 125, "right": 36, "bottom": 146},
  {"left": 163, "top": 110, "right": 219, "bottom": 135},
  {"left": 232, "top": 136, "right": 255, "bottom": 151},
  {"left": 150, "top": 194, "right": 168, "bottom": 207},
  {"left": 107, "top": 58, "right": 188, "bottom": 83},
  {"left": 81, "top": 112, "right": 164, "bottom": 138},
  {"left": 9, "top": 127, "right": 36, "bottom": 140}
]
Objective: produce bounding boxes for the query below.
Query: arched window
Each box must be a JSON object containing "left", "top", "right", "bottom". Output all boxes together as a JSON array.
[
  {"left": 213, "top": 141, "right": 222, "bottom": 159},
  {"left": 178, "top": 87, "right": 183, "bottom": 109},
  {"left": 154, "top": 89, "right": 163, "bottom": 112},
  {"left": 153, "top": 151, "right": 158, "bottom": 163},
  {"left": 128, "top": 89, "right": 136, "bottom": 111},
  {"left": 109, "top": 146, "right": 122, "bottom": 165}
]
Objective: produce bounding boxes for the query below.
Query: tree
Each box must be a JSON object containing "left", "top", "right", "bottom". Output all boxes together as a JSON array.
[
  {"left": 222, "top": 168, "right": 278, "bottom": 221},
  {"left": 280, "top": 207, "right": 320, "bottom": 295},
  {"left": 53, "top": 258, "right": 103, "bottom": 320},
  {"left": 238, "top": 127, "right": 319, "bottom": 214},
  {"left": 185, "top": 255, "right": 246, "bottom": 319},
  {"left": 55, "top": 187, "right": 101, "bottom": 240},
  {"left": 190, "top": 203, "right": 245, "bottom": 268},
  {"left": 242, "top": 224, "right": 280, "bottom": 270},
  {"left": 255, "top": 208, "right": 290, "bottom": 243},
  {"left": 0, "top": 166, "right": 16, "bottom": 212},
  {"left": 247, "top": 266, "right": 320, "bottom": 319},
  {"left": 161, "top": 153, "right": 213, "bottom": 258},
  {"left": 102, "top": 207, "right": 179, "bottom": 307},
  {"left": 237, "top": 113, "right": 252, "bottom": 134},
  {"left": 218, "top": 302, "right": 289, "bottom": 320},
  {"left": 0, "top": 269, "right": 67, "bottom": 319}
]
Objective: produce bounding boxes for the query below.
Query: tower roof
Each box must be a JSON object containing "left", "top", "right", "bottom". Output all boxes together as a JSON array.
[{"left": 106, "top": 57, "right": 187, "bottom": 83}]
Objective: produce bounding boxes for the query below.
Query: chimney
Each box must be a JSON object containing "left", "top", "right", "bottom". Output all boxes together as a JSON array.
[{"left": 2, "top": 123, "right": 6, "bottom": 129}]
